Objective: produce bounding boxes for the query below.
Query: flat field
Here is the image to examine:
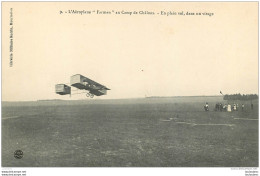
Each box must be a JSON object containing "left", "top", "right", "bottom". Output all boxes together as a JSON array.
[{"left": 2, "top": 97, "right": 258, "bottom": 167}]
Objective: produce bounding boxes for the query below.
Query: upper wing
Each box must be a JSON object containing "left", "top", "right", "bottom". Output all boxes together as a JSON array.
[
  {"left": 71, "top": 74, "right": 110, "bottom": 91},
  {"left": 82, "top": 76, "right": 110, "bottom": 90}
]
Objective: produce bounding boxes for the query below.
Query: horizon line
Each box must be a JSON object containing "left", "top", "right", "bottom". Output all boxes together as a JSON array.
[{"left": 2, "top": 95, "right": 226, "bottom": 102}]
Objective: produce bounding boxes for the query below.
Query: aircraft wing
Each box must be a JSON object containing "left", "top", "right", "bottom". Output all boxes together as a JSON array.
[
  {"left": 83, "top": 77, "right": 110, "bottom": 90},
  {"left": 71, "top": 74, "right": 110, "bottom": 90}
]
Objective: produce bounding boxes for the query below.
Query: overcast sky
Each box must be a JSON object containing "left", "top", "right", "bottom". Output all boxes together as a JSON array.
[{"left": 2, "top": 2, "right": 258, "bottom": 101}]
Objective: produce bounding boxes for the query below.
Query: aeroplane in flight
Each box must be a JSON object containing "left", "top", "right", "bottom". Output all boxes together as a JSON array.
[{"left": 55, "top": 74, "right": 110, "bottom": 98}]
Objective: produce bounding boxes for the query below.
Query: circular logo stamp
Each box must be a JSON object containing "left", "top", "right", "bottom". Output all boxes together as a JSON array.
[{"left": 14, "top": 150, "right": 23, "bottom": 159}]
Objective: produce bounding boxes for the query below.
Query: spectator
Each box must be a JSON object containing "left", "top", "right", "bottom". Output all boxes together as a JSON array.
[
  {"left": 204, "top": 102, "right": 209, "bottom": 111},
  {"left": 223, "top": 104, "right": 227, "bottom": 111},
  {"left": 242, "top": 104, "right": 244, "bottom": 111},
  {"left": 233, "top": 104, "right": 237, "bottom": 111},
  {"left": 220, "top": 103, "right": 223, "bottom": 111},
  {"left": 227, "top": 104, "right": 232, "bottom": 112}
]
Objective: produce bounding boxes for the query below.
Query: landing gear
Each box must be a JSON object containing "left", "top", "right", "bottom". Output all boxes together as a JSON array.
[{"left": 86, "top": 92, "right": 94, "bottom": 98}]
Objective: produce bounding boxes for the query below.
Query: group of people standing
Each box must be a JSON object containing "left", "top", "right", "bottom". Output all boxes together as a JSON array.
[{"left": 204, "top": 102, "right": 251, "bottom": 112}]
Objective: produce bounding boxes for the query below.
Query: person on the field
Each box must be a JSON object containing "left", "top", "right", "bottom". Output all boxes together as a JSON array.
[
  {"left": 251, "top": 103, "right": 254, "bottom": 110},
  {"left": 236, "top": 104, "right": 239, "bottom": 111},
  {"left": 233, "top": 104, "right": 237, "bottom": 111},
  {"left": 204, "top": 102, "right": 209, "bottom": 111},
  {"left": 219, "top": 103, "right": 223, "bottom": 111},
  {"left": 223, "top": 104, "right": 227, "bottom": 111},
  {"left": 227, "top": 104, "right": 232, "bottom": 112},
  {"left": 215, "top": 103, "right": 219, "bottom": 111},
  {"left": 242, "top": 104, "right": 244, "bottom": 111}
]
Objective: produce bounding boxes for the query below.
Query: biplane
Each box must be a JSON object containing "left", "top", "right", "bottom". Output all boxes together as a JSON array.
[{"left": 55, "top": 74, "right": 110, "bottom": 98}]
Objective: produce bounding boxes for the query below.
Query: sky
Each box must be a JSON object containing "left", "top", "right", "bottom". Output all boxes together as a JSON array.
[{"left": 2, "top": 2, "right": 258, "bottom": 101}]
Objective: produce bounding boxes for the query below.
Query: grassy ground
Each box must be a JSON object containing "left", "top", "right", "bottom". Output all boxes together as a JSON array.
[{"left": 2, "top": 98, "right": 258, "bottom": 167}]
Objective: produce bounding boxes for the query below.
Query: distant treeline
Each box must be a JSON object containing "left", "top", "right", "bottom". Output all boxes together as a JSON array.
[{"left": 223, "top": 94, "right": 258, "bottom": 101}]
